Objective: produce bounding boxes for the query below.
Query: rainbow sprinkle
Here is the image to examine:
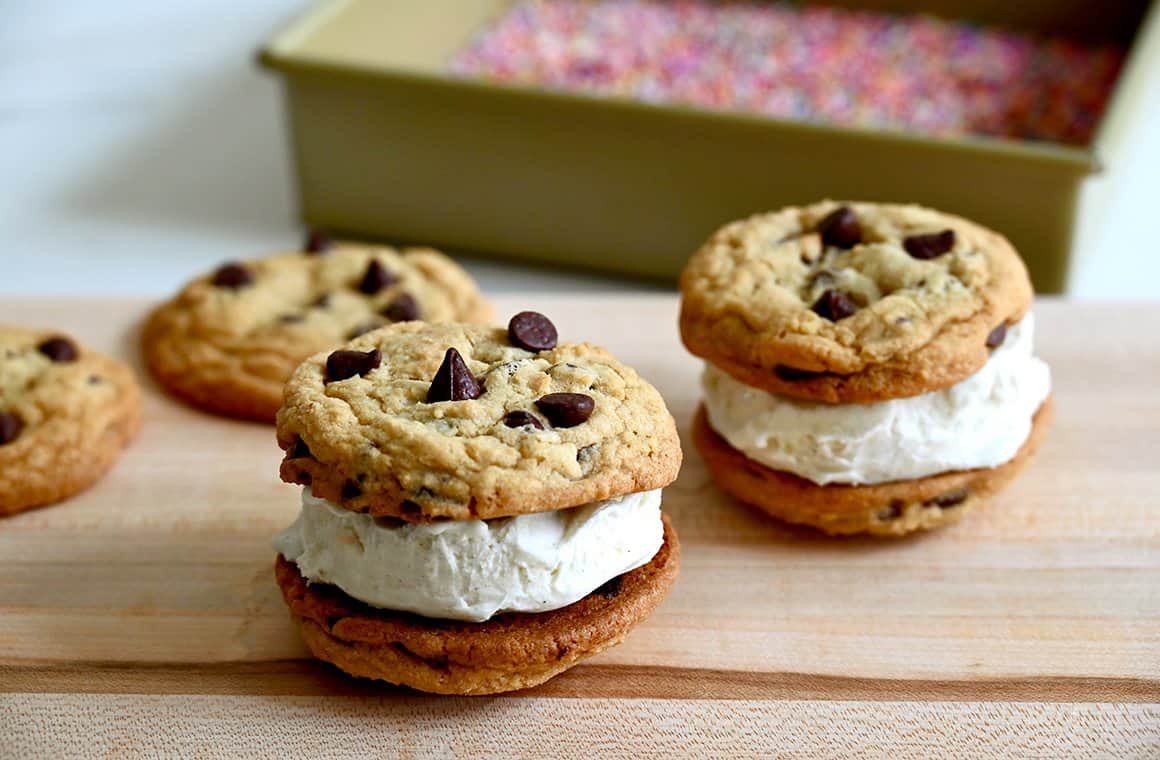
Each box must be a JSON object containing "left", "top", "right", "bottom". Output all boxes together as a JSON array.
[{"left": 447, "top": 0, "right": 1124, "bottom": 145}]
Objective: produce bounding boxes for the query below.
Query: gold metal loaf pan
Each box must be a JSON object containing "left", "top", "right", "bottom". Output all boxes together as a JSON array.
[{"left": 260, "top": 0, "right": 1160, "bottom": 292}]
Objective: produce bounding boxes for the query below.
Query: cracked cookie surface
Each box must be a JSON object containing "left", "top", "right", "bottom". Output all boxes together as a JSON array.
[
  {"left": 276, "top": 321, "right": 683, "bottom": 521},
  {"left": 679, "top": 200, "right": 1033, "bottom": 402},
  {"left": 0, "top": 327, "right": 142, "bottom": 516},
  {"left": 274, "top": 515, "right": 679, "bottom": 695},
  {"left": 143, "top": 244, "right": 492, "bottom": 422}
]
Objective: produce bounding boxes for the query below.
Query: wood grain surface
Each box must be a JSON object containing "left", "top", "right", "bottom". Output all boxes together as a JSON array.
[{"left": 0, "top": 295, "right": 1157, "bottom": 758}]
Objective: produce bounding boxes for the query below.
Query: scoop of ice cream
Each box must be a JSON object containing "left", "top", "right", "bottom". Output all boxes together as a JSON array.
[
  {"left": 702, "top": 315, "right": 1051, "bottom": 485},
  {"left": 274, "top": 487, "right": 664, "bottom": 622}
]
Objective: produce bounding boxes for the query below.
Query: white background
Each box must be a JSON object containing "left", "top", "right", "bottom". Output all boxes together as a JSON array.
[{"left": 2, "top": 0, "right": 1157, "bottom": 298}]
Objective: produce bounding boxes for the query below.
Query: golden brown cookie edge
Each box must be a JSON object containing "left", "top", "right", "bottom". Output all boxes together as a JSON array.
[
  {"left": 681, "top": 302, "right": 1030, "bottom": 403},
  {"left": 279, "top": 433, "right": 683, "bottom": 522},
  {"left": 142, "top": 302, "right": 284, "bottom": 422}
]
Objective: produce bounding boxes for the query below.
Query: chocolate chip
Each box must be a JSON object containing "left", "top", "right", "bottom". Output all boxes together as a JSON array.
[
  {"left": 400, "top": 500, "right": 422, "bottom": 516},
  {"left": 210, "top": 262, "right": 253, "bottom": 289},
  {"left": 986, "top": 323, "right": 1007, "bottom": 349},
  {"left": 775, "top": 365, "right": 825, "bottom": 382},
  {"left": 818, "top": 206, "right": 861, "bottom": 249},
  {"left": 595, "top": 575, "right": 624, "bottom": 599},
  {"left": 508, "top": 311, "right": 558, "bottom": 352},
  {"left": 347, "top": 321, "right": 383, "bottom": 340},
  {"left": 383, "top": 293, "right": 419, "bottom": 322},
  {"left": 904, "top": 229, "right": 956, "bottom": 260},
  {"left": 535, "top": 393, "right": 594, "bottom": 428},
  {"left": 341, "top": 480, "right": 362, "bottom": 500},
  {"left": 0, "top": 412, "right": 23, "bottom": 446},
  {"left": 324, "top": 348, "right": 382, "bottom": 383},
  {"left": 426, "top": 347, "right": 482, "bottom": 402},
  {"left": 358, "top": 259, "right": 396, "bottom": 294},
  {"left": 37, "top": 337, "right": 78, "bottom": 363},
  {"left": 503, "top": 410, "right": 544, "bottom": 430},
  {"left": 926, "top": 488, "right": 969, "bottom": 508},
  {"left": 811, "top": 289, "right": 858, "bottom": 321},
  {"left": 312, "top": 293, "right": 332, "bottom": 309},
  {"left": 304, "top": 230, "right": 332, "bottom": 254},
  {"left": 289, "top": 437, "right": 311, "bottom": 459}
]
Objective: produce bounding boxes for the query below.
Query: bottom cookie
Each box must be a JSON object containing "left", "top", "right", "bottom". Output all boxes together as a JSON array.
[
  {"left": 693, "top": 400, "right": 1053, "bottom": 536},
  {"left": 274, "top": 514, "right": 680, "bottom": 695}
]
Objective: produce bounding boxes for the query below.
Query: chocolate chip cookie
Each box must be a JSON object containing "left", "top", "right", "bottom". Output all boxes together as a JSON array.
[
  {"left": 0, "top": 328, "right": 142, "bottom": 516},
  {"left": 680, "top": 201, "right": 1050, "bottom": 536},
  {"left": 143, "top": 241, "right": 491, "bottom": 422},
  {"left": 276, "top": 317, "right": 683, "bottom": 522},
  {"left": 679, "top": 200, "right": 1033, "bottom": 403},
  {"left": 273, "top": 311, "right": 683, "bottom": 693}
]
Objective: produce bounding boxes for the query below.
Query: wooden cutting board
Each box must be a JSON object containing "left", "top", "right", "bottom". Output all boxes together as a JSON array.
[{"left": 2, "top": 295, "right": 1157, "bottom": 758}]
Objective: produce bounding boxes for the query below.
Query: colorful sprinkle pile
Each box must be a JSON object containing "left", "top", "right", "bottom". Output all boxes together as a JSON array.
[{"left": 447, "top": 0, "right": 1124, "bottom": 145}]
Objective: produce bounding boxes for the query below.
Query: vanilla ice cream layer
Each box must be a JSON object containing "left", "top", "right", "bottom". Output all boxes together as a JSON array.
[
  {"left": 274, "top": 487, "right": 664, "bottom": 622},
  {"left": 702, "top": 314, "right": 1051, "bottom": 486}
]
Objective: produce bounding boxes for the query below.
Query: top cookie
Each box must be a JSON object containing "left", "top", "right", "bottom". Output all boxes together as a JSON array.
[
  {"left": 276, "top": 314, "right": 683, "bottom": 522},
  {"left": 679, "top": 200, "right": 1033, "bottom": 403},
  {"left": 0, "top": 327, "right": 142, "bottom": 516},
  {"left": 143, "top": 242, "right": 491, "bottom": 422}
]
